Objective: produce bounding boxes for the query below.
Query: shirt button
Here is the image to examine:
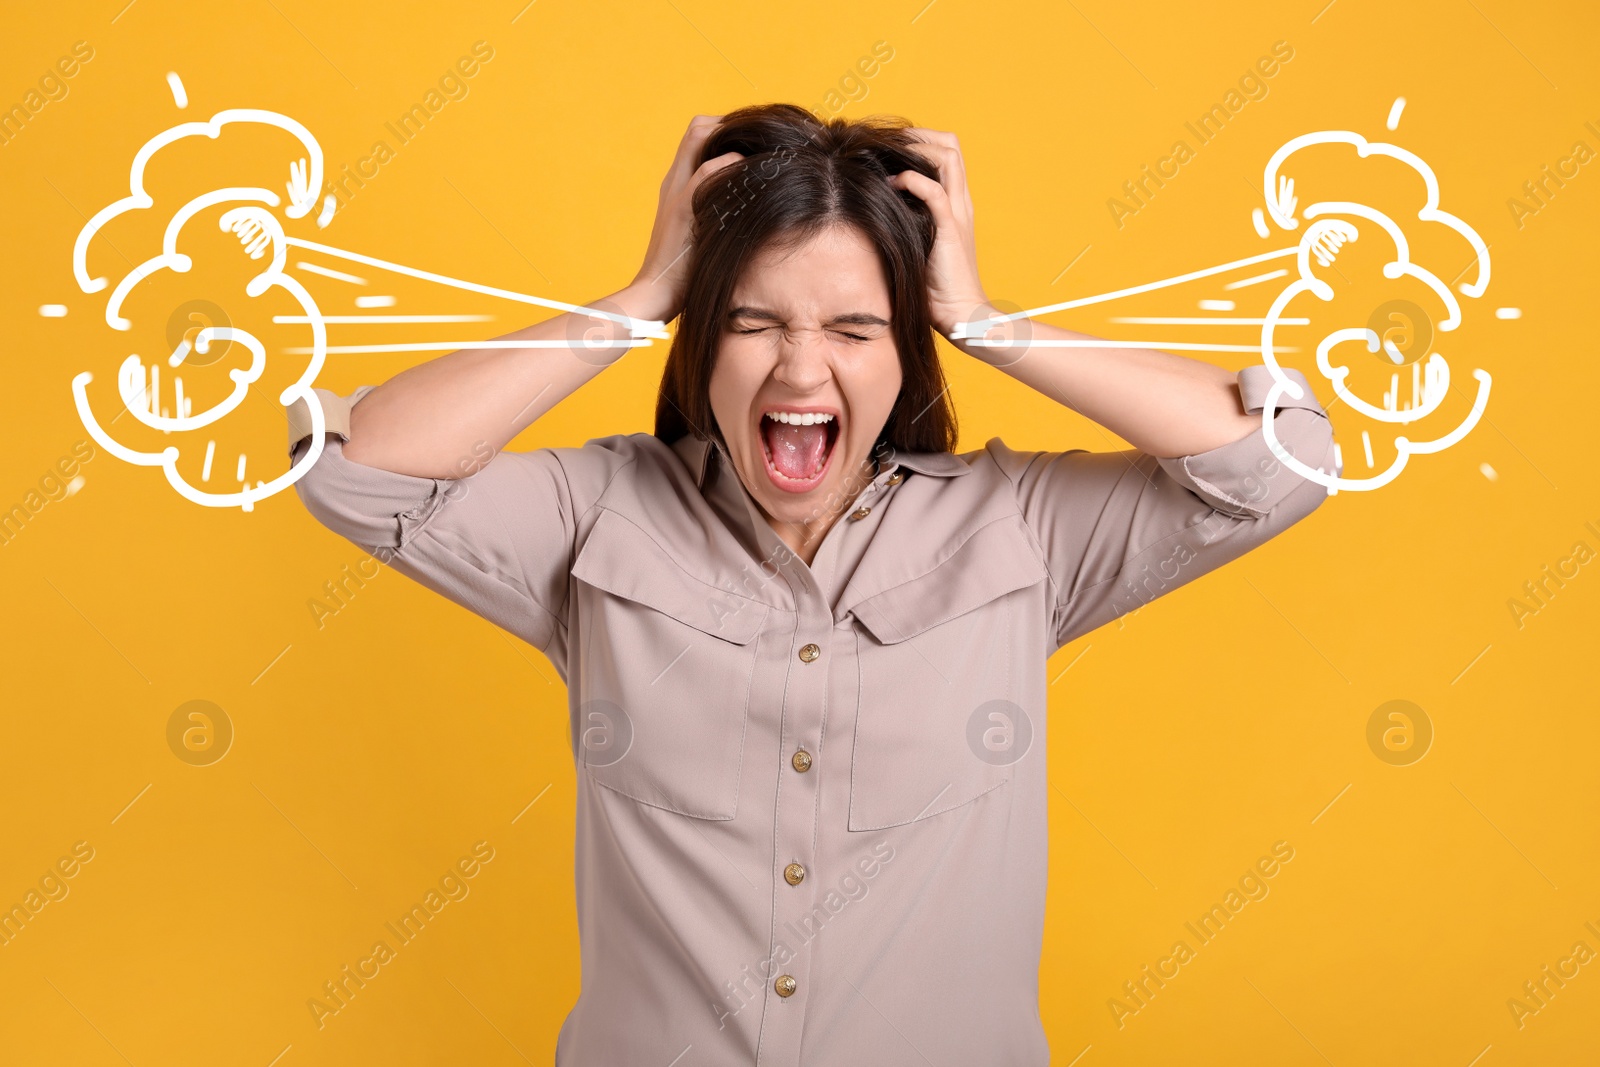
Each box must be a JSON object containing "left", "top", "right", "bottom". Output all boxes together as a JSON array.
[
  {"left": 784, "top": 862, "right": 807, "bottom": 885},
  {"left": 849, "top": 506, "right": 870, "bottom": 521},
  {"left": 791, "top": 749, "right": 813, "bottom": 773},
  {"left": 775, "top": 975, "right": 797, "bottom": 997},
  {"left": 885, "top": 470, "right": 904, "bottom": 486},
  {"left": 798, "top": 643, "right": 821, "bottom": 663}
]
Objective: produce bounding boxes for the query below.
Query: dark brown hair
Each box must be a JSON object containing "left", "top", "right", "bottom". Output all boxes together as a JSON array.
[{"left": 654, "top": 103, "right": 958, "bottom": 453}]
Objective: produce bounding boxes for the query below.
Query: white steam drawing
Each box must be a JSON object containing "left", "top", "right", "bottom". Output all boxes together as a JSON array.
[
  {"left": 956, "top": 122, "right": 1496, "bottom": 493},
  {"left": 68, "top": 104, "right": 665, "bottom": 510},
  {"left": 1254, "top": 131, "right": 1492, "bottom": 492},
  {"left": 71, "top": 109, "right": 332, "bottom": 510},
  {"left": 67, "top": 98, "right": 1494, "bottom": 509}
]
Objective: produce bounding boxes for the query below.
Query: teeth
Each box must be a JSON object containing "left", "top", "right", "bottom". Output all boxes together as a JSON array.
[{"left": 765, "top": 411, "right": 835, "bottom": 426}]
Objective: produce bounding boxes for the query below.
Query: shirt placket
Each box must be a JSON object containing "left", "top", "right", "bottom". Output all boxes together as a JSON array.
[
  {"left": 746, "top": 461, "right": 904, "bottom": 1066},
  {"left": 753, "top": 556, "right": 830, "bottom": 1067}
]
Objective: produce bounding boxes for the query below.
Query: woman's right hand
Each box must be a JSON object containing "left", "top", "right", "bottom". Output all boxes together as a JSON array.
[{"left": 628, "top": 115, "right": 743, "bottom": 323}]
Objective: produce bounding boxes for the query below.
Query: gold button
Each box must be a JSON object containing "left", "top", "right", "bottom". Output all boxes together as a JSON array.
[
  {"left": 849, "top": 506, "right": 870, "bottom": 521},
  {"left": 784, "top": 862, "right": 806, "bottom": 885},
  {"left": 885, "top": 471, "right": 904, "bottom": 486},
  {"left": 791, "top": 749, "right": 813, "bottom": 773},
  {"left": 798, "top": 643, "right": 820, "bottom": 663},
  {"left": 775, "top": 975, "right": 797, "bottom": 997}
]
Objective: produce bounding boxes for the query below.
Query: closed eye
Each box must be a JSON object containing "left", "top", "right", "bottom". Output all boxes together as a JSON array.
[{"left": 731, "top": 325, "right": 874, "bottom": 342}]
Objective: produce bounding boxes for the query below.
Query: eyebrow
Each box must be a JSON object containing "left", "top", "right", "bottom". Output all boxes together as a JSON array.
[{"left": 726, "top": 306, "right": 891, "bottom": 328}]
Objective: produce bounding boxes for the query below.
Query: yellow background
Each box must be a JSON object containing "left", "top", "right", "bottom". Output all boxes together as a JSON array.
[{"left": 3, "top": 1, "right": 1597, "bottom": 1064}]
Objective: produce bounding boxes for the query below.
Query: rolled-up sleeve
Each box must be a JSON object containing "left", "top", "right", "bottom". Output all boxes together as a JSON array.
[
  {"left": 286, "top": 386, "right": 633, "bottom": 670},
  {"left": 985, "top": 365, "right": 1337, "bottom": 653}
]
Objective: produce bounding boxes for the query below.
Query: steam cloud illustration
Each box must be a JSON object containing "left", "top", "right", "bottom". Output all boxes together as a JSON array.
[
  {"left": 1254, "top": 131, "right": 1493, "bottom": 492},
  {"left": 70, "top": 109, "right": 332, "bottom": 510},
  {"left": 70, "top": 106, "right": 1493, "bottom": 508},
  {"left": 68, "top": 106, "right": 665, "bottom": 511},
  {"left": 952, "top": 124, "right": 1496, "bottom": 494}
]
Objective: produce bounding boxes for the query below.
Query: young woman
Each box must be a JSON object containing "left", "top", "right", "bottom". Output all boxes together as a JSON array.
[{"left": 289, "top": 103, "right": 1335, "bottom": 1065}]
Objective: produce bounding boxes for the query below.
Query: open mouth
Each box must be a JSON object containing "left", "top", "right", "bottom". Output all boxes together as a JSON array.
[{"left": 758, "top": 408, "right": 841, "bottom": 493}]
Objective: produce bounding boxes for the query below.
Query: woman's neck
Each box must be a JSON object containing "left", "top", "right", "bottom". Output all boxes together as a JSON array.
[{"left": 753, "top": 451, "right": 882, "bottom": 566}]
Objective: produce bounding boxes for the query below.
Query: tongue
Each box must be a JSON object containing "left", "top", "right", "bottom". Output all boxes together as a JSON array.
[{"left": 765, "top": 420, "right": 830, "bottom": 480}]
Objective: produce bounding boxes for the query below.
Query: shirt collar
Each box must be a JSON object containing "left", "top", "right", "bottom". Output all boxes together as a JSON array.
[{"left": 671, "top": 433, "right": 972, "bottom": 491}]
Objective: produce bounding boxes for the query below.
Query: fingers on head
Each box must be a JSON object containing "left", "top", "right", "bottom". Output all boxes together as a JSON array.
[
  {"left": 694, "top": 151, "right": 744, "bottom": 179},
  {"left": 891, "top": 168, "right": 948, "bottom": 205},
  {"left": 683, "top": 114, "right": 724, "bottom": 149},
  {"left": 901, "top": 137, "right": 960, "bottom": 178},
  {"left": 908, "top": 127, "right": 960, "bottom": 149},
  {"left": 927, "top": 141, "right": 963, "bottom": 169}
]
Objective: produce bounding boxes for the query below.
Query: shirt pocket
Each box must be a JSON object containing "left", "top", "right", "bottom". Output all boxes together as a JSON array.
[
  {"left": 569, "top": 508, "right": 769, "bottom": 821},
  {"left": 845, "top": 515, "right": 1050, "bottom": 832}
]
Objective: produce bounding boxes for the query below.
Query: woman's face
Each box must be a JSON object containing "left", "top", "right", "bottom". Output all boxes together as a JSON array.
[{"left": 708, "top": 223, "right": 903, "bottom": 535}]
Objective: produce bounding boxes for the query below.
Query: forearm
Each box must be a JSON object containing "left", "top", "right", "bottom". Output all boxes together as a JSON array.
[
  {"left": 948, "top": 305, "right": 1260, "bottom": 458},
  {"left": 342, "top": 282, "right": 665, "bottom": 478}
]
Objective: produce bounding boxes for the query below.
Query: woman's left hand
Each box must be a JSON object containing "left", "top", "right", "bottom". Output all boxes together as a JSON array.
[{"left": 888, "top": 128, "right": 993, "bottom": 339}]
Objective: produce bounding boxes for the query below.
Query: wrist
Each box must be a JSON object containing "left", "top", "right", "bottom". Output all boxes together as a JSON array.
[
  {"left": 941, "top": 297, "right": 1001, "bottom": 344},
  {"left": 615, "top": 277, "right": 678, "bottom": 329}
]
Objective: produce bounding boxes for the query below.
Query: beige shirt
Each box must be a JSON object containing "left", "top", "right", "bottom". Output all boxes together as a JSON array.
[{"left": 288, "top": 364, "right": 1335, "bottom": 1066}]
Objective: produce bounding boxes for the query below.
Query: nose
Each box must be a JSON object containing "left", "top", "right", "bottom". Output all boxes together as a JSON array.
[{"left": 771, "top": 327, "right": 833, "bottom": 394}]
